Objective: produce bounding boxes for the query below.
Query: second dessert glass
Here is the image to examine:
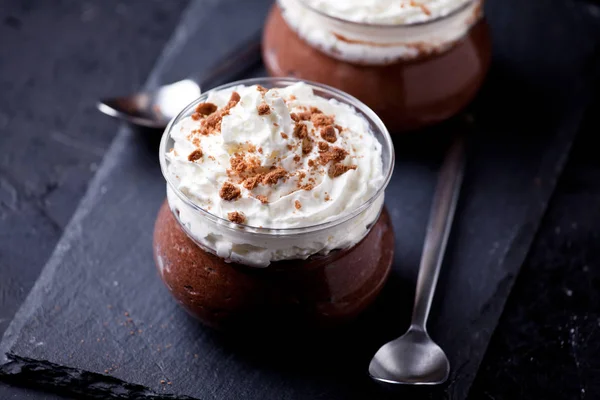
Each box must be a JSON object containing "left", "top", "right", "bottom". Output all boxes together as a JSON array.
[
  {"left": 262, "top": 0, "right": 491, "bottom": 132},
  {"left": 154, "top": 77, "right": 395, "bottom": 333}
]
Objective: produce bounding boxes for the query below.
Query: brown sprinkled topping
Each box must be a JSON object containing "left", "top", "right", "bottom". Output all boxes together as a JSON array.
[
  {"left": 193, "top": 92, "right": 240, "bottom": 136},
  {"left": 219, "top": 182, "right": 241, "bottom": 201},
  {"left": 335, "top": 124, "right": 344, "bottom": 133},
  {"left": 293, "top": 154, "right": 301, "bottom": 162},
  {"left": 318, "top": 141, "right": 329, "bottom": 152},
  {"left": 329, "top": 163, "right": 357, "bottom": 178},
  {"left": 256, "top": 85, "right": 268, "bottom": 94},
  {"left": 319, "top": 146, "right": 348, "bottom": 165},
  {"left": 290, "top": 113, "right": 299, "bottom": 122},
  {"left": 243, "top": 174, "right": 263, "bottom": 190},
  {"left": 262, "top": 167, "right": 288, "bottom": 185},
  {"left": 310, "top": 107, "right": 323, "bottom": 114},
  {"left": 188, "top": 149, "right": 203, "bottom": 161},
  {"left": 324, "top": 193, "right": 331, "bottom": 201},
  {"left": 195, "top": 102, "right": 217, "bottom": 116},
  {"left": 293, "top": 123, "right": 308, "bottom": 139},
  {"left": 308, "top": 159, "right": 315, "bottom": 167},
  {"left": 280, "top": 132, "right": 288, "bottom": 139},
  {"left": 297, "top": 111, "right": 311, "bottom": 121},
  {"left": 248, "top": 143, "right": 256, "bottom": 153},
  {"left": 320, "top": 125, "right": 337, "bottom": 143},
  {"left": 257, "top": 103, "right": 271, "bottom": 115},
  {"left": 302, "top": 137, "right": 314, "bottom": 155},
  {"left": 294, "top": 200, "right": 302, "bottom": 210},
  {"left": 311, "top": 114, "right": 334, "bottom": 127},
  {"left": 256, "top": 195, "right": 269, "bottom": 204},
  {"left": 227, "top": 211, "right": 246, "bottom": 224},
  {"left": 258, "top": 147, "right": 263, "bottom": 154}
]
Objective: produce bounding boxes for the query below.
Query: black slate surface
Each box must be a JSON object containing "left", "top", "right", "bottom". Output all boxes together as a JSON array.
[
  {"left": 1, "top": 0, "right": 599, "bottom": 399},
  {"left": 469, "top": 80, "right": 600, "bottom": 399}
]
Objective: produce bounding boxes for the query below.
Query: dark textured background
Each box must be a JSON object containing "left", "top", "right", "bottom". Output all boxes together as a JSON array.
[{"left": 1, "top": 0, "right": 599, "bottom": 399}]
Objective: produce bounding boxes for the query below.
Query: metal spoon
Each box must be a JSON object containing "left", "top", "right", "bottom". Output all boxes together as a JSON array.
[
  {"left": 96, "top": 33, "right": 262, "bottom": 129},
  {"left": 369, "top": 133, "right": 465, "bottom": 385}
]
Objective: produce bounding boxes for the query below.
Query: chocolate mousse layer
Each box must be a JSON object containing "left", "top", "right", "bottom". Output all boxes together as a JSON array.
[
  {"left": 153, "top": 201, "right": 394, "bottom": 332},
  {"left": 262, "top": 5, "right": 491, "bottom": 132}
]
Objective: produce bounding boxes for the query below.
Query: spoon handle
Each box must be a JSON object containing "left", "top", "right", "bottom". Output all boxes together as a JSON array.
[{"left": 411, "top": 133, "right": 465, "bottom": 330}]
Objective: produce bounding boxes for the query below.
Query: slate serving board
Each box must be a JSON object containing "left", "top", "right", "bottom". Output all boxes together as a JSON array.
[{"left": 1, "top": 0, "right": 598, "bottom": 398}]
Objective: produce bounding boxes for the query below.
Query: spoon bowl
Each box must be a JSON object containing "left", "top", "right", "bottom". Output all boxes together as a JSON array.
[{"left": 369, "top": 327, "right": 450, "bottom": 385}]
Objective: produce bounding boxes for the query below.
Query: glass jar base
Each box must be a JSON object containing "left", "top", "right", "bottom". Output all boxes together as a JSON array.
[{"left": 153, "top": 200, "right": 394, "bottom": 333}]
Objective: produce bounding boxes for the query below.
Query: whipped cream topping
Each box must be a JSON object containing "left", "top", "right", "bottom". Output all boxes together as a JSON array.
[
  {"left": 163, "top": 82, "right": 386, "bottom": 266},
  {"left": 279, "top": 0, "right": 482, "bottom": 64},
  {"left": 303, "top": 0, "right": 471, "bottom": 25}
]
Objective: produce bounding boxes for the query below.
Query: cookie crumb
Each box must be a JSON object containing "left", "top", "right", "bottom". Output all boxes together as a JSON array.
[
  {"left": 188, "top": 149, "right": 203, "bottom": 161},
  {"left": 320, "top": 125, "right": 337, "bottom": 143},
  {"left": 195, "top": 102, "right": 217, "bottom": 116},
  {"left": 280, "top": 132, "right": 288, "bottom": 139},
  {"left": 256, "top": 195, "right": 269, "bottom": 204},
  {"left": 295, "top": 200, "right": 302, "bottom": 210},
  {"left": 262, "top": 167, "right": 288, "bottom": 185},
  {"left": 311, "top": 114, "right": 334, "bottom": 127},
  {"left": 219, "top": 182, "right": 241, "bottom": 201},
  {"left": 257, "top": 103, "right": 271, "bottom": 115},
  {"left": 294, "top": 123, "right": 308, "bottom": 139},
  {"left": 227, "top": 211, "right": 246, "bottom": 224},
  {"left": 329, "top": 163, "right": 357, "bottom": 178},
  {"left": 256, "top": 85, "right": 268, "bottom": 94}
]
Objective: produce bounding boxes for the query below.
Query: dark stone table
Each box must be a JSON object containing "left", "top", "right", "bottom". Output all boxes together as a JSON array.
[{"left": 1, "top": 0, "right": 599, "bottom": 398}]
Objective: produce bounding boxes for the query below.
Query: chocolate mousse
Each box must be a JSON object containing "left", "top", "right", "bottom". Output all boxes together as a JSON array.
[
  {"left": 262, "top": 0, "right": 491, "bottom": 132},
  {"left": 154, "top": 79, "right": 395, "bottom": 331}
]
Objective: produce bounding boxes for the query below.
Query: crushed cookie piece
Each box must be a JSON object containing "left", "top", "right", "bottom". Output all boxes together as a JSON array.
[
  {"left": 320, "top": 125, "right": 337, "bottom": 143},
  {"left": 290, "top": 113, "right": 299, "bottom": 122},
  {"left": 319, "top": 146, "right": 348, "bottom": 165},
  {"left": 248, "top": 143, "right": 256, "bottom": 153},
  {"left": 228, "top": 92, "right": 241, "bottom": 106},
  {"left": 256, "top": 85, "right": 268, "bottom": 94},
  {"left": 256, "top": 195, "right": 268, "bottom": 204},
  {"left": 243, "top": 174, "right": 263, "bottom": 190},
  {"left": 302, "top": 137, "right": 313, "bottom": 155},
  {"left": 318, "top": 141, "right": 329, "bottom": 152},
  {"left": 195, "top": 102, "right": 218, "bottom": 116},
  {"left": 329, "top": 163, "right": 357, "bottom": 178},
  {"left": 257, "top": 103, "right": 271, "bottom": 115},
  {"left": 310, "top": 106, "right": 322, "bottom": 114},
  {"left": 280, "top": 132, "right": 288, "bottom": 139},
  {"left": 274, "top": 122, "right": 279, "bottom": 127},
  {"left": 219, "top": 182, "right": 241, "bottom": 201},
  {"left": 301, "top": 183, "right": 314, "bottom": 191},
  {"left": 293, "top": 154, "right": 301, "bottom": 162},
  {"left": 258, "top": 147, "right": 263, "bottom": 154},
  {"left": 293, "top": 123, "right": 308, "bottom": 139},
  {"left": 311, "top": 114, "right": 334, "bottom": 127},
  {"left": 289, "top": 95, "right": 297, "bottom": 101},
  {"left": 227, "top": 211, "right": 246, "bottom": 224},
  {"left": 295, "top": 200, "right": 302, "bottom": 210},
  {"left": 335, "top": 124, "right": 344, "bottom": 133},
  {"left": 297, "top": 111, "right": 311, "bottom": 120},
  {"left": 325, "top": 193, "right": 331, "bottom": 201},
  {"left": 230, "top": 153, "right": 247, "bottom": 174},
  {"left": 307, "top": 159, "right": 315, "bottom": 167},
  {"left": 188, "top": 149, "right": 203, "bottom": 161},
  {"left": 262, "top": 167, "right": 287, "bottom": 185},
  {"left": 191, "top": 113, "right": 201, "bottom": 121}
]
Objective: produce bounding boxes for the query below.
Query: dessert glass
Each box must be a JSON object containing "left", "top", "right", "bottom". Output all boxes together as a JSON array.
[
  {"left": 154, "top": 78, "right": 395, "bottom": 332},
  {"left": 262, "top": 0, "right": 491, "bottom": 132}
]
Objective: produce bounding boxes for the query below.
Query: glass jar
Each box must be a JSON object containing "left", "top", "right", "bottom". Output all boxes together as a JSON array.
[
  {"left": 262, "top": 0, "right": 491, "bottom": 133},
  {"left": 154, "top": 78, "right": 395, "bottom": 332}
]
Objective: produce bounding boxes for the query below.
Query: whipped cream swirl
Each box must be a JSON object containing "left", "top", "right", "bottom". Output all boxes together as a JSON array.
[
  {"left": 279, "top": 0, "right": 482, "bottom": 64},
  {"left": 164, "top": 82, "right": 386, "bottom": 266}
]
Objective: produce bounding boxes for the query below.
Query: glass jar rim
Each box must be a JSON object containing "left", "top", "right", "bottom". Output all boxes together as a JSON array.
[
  {"left": 159, "top": 77, "right": 395, "bottom": 236},
  {"left": 291, "top": 0, "right": 477, "bottom": 29}
]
